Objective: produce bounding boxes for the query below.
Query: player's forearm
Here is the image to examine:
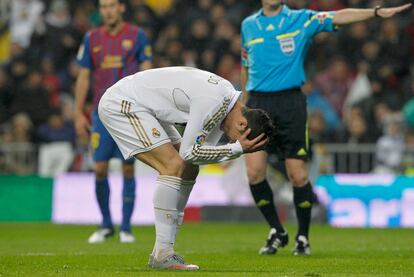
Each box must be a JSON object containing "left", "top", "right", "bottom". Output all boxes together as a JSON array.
[
  {"left": 183, "top": 142, "right": 243, "bottom": 165},
  {"left": 333, "top": 8, "right": 376, "bottom": 25},
  {"left": 334, "top": 3, "right": 412, "bottom": 25},
  {"left": 241, "top": 66, "right": 249, "bottom": 104},
  {"left": 74, "top": 75, "right": 90, "bottom": 113}
]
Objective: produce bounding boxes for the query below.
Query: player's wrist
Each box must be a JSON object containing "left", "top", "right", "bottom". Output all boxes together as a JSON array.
[
  {"left": 232, "top": 140, "right": 244, "bottom": 155},
  {"left": 374, "top": 5, "right": 382, "bottom": 17}
]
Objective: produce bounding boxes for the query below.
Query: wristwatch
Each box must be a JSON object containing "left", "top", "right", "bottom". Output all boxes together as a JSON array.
[{"left": 374, "top": 5, "right": 382, "bottom": 17}]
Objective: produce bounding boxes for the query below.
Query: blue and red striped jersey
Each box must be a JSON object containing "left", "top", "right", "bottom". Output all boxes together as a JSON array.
[{"left": 77, "top": 23, "right": 152, "bottom": 108}]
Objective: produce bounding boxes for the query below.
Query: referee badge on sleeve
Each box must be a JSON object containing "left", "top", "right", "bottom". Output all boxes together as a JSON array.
[{"left": 279, "top": 37, "right": 295, "bottom": 56}]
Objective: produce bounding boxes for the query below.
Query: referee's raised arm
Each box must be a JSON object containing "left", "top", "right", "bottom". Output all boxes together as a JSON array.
[{"left": 333, "top": 3, "right": 411, "bottom": 26}]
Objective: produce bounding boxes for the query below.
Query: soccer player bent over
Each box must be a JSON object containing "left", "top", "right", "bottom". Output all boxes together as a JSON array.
[{"left": 98, "top": 67, "right": 273, "bottom": 270}]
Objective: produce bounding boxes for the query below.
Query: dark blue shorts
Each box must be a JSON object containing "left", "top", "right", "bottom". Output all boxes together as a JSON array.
[{"left": 91, "top": 111, "right": 134, "bottom": 164}]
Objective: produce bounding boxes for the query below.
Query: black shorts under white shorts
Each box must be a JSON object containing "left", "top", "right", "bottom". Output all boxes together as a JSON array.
[{"left": 247, "top": 88, "right": 309, "bottom": 161}]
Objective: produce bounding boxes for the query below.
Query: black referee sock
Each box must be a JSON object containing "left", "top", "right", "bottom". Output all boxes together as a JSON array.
[
  {"left": 293, "top": 182, "right": 314, "bottom": 238},
  {"left": 250, "top": 180, "right": 285, "bottom": 233}
]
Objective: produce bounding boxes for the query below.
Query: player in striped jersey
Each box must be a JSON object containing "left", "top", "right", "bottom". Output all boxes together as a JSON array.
[
  {"left": 75, "top": 0, "right": 152, "bottom": 244},
  {"left": 98, "top": 66, "right": 274, "bottom": 270}
]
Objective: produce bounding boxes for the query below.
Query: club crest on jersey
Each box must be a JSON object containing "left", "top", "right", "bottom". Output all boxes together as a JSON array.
[
  {"left": 92, "top": 45, "right": 102, "bottom": 53},
  {"left": 144, "top": 46, "right": 152, "bottom": 57},
  {"left": 152, "top": 128, "right": 161, "bottom": 138},
  {"left": 279, "top": 37, "right": 295, "bottom": 56},
  {"left": 195, "top": 134, "right": 206, "bottom": 145},
  {"left": 122, "top": 39, "right": 133, "bottom": 50}
]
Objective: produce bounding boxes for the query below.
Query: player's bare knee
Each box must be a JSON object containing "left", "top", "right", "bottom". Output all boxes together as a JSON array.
[
  {"left": 122, "top": 164, "right": 134, "bottom": 178},
  {"left": 247, "top": 166, "right": 266, "bottom": 184},
  {"left": 95, "top": 170, "right": 108, "bottom": 180},
  {"left": 95, "top": 163, "right": 108, "bottom": 180},
  {"left": 289, "top": 172, "right": 308, "bottom": 187}
]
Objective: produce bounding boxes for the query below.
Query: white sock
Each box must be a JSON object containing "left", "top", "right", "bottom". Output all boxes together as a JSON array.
[
  {"left": 177, "top": 180, "right": 195, "bottom": 233},
  {"left": 153, "top": 175, "right": 182, "bottom": 260}
]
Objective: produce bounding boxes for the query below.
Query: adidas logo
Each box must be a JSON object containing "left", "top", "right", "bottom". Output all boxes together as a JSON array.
[
  {"left": 297, "top": 148, "right": 307, "bottom": 156},
  {"left": 266, "top": 24, "right": 275, "bottom": 31},
  {"left": 257, "top": 199, "right": 270, "bottom": 207},
  {"left": 298, "top": 201, "right": 312, "bottom": 208}
]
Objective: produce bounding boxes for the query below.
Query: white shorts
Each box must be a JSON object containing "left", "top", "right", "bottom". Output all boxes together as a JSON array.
[{"left": 98, "top": 91, "right": 182, "bottom": 159}]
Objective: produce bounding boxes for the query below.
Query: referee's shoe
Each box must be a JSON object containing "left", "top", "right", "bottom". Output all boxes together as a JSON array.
[
  {"left": 259, "top": 228, "right": 289, "bottom": 255},
  {"left": 293, "top": 235, "right": 311, "bottom": 256}
]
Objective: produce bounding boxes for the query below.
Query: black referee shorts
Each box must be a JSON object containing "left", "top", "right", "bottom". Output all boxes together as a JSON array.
[{"left": 247, "top": 88, "right": 309, "bottom": 161}]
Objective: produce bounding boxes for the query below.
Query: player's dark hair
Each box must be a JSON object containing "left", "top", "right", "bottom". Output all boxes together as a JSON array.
[{"left": 242, "top": 107, "right": 274, "bottom": 140}]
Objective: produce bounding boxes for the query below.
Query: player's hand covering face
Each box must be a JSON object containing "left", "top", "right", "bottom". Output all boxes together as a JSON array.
[{"left": 238, "top": 129, "right": 269, "bottom": 153}]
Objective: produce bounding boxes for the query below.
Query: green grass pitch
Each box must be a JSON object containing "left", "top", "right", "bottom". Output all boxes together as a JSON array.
[{"left": 0, "top": 223, "right": 413, "bottom": 276}]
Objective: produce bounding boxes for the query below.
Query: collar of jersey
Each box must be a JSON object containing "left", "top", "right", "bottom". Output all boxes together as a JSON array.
[
  {"left": 255, "top": 5, "right": 290, "bottom": 18},
  {"left": 227, "top": 91, "right": 242, "bottom": 115}
]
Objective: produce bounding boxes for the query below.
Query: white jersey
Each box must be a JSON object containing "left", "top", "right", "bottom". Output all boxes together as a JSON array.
[{"left": 98, "top": 67, "right": 243, "bottom": 165}]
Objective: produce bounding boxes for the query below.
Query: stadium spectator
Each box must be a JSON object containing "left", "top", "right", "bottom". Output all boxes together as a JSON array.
[
  {"left": 59, "top": 58, "right": 79, "bottom": 94},
  {"left": 308, "top": 110, "right": 331, "bottom": 144},
  {"left": 183, "top": 18, "right": 210, "bottom": 64},
  {"left": 2, "top": 113, "right": 34, "bottom": 144},
  {"left": 41, "top": 56, "right": 61, "bottom": 108},
  {"left": 305, "top": 82, "right": 341, "bottom": 130},
  {"left": 209, "top": 3, "right": 226, "bottom": 23},
  {"left": 0, "top": 67, "right": 12, "bottom": 124},
  {"left": 10, "top": 69, "right": 52, "bottom": 128},
  {"left": 0, "top": 113, "right": 35, "bottom": 174},
  {"left": 315, "top": 57, "right": 355, "bottom": 118},
  {"left": 370, "top": 101, "right": 394, "bottom": 139},
  {"left": 379, "top": 18, "right": 410, "bottom": 81},
  {"left": 341, "top": 105, "right": 373, "bottom": 143},
  {"left": 163, "top": 39, "right": 184, "bottom": 65},
  {"left": 338, "top": 22, "right": 370, "bottom": 66},
  {"left": 37, "top": 109, "right": 75, "bottom": 176},
  {"left": 8, "top": 56, "right": 29, "bottom": 87},
  {"left": 37, "top": 109, "right": 75, "bottom": 144},
  {"left": 375, "top": 113, "right": 405, "bottom": 174},
  {"left": 360, "top": 40, "right": 382, "bottom": 74},
  {"left": 10, "top": 0, "right": 44, "bottom": 48},
  {"left": 42, "top": 0, "right": 80, "bottom": 71}
]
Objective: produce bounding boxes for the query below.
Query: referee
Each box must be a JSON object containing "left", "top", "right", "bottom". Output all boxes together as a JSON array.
[{"left": 241, "top": 0, "right": 411, "bottom": 256}]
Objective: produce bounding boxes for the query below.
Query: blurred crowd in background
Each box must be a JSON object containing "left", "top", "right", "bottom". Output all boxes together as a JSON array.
[{"left": 0, "top": 0, "right": 413, "bottom": 176}]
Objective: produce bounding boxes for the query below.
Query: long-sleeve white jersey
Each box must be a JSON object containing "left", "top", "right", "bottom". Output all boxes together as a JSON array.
[{"left": 101, "top": 67, "right": 243, "bottom": 165}]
